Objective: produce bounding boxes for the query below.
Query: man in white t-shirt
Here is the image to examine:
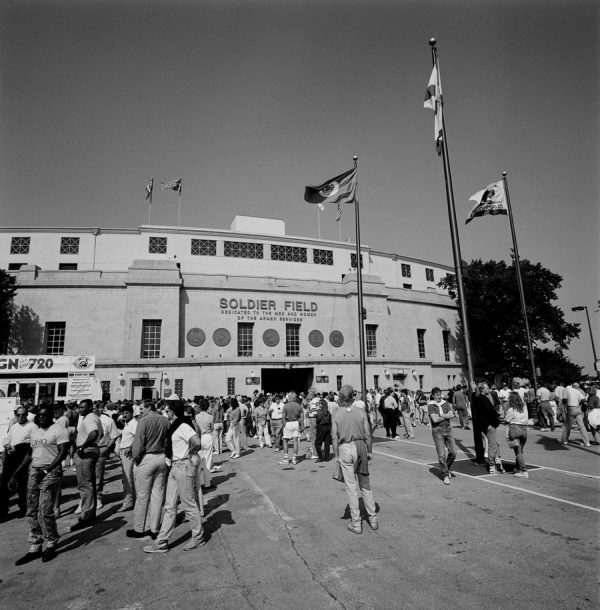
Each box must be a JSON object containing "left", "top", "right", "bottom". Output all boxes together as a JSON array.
[
  {"left": 268, "top": 395, "right": 284, "bottom": 452},
  {"left": 144, "top": 400, "right": 204, "bottom": 553},
  {"left": 14, "top": 405, "right": 69, "bottom": 565}
]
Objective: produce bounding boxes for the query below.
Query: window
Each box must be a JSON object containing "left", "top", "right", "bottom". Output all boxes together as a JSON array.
[
  {"left": 59, "top": 263, "right": 78, "bottom": 270},
  {"left": 224, "top": 241, "right": 263, "bottom": 259},
  {"left": 366, "top": 324, "right": 377, "bottom": 357},
  {"left": 443, "top": 330, "right": 451, "bottom": 362},
  {"left": 10, "top": 237, "right": 30, "bottom": 255},
  {"left": 141, "top": 320, "right": 162, "bottom": 358},
  {"left": 401, "top": 263, "right": 411, "bottom": 278},
  {"left": 419, "top": 375, "right": 424, "bottom": 390},
  {"left": 417, "top": 329, "right": 426, "bottom": 358},
  {"left": 286, "top": 324, "right": 300, "bottom": 357},
  {"left": 101, "top": 381, "right": 111, "bottom": 402},
  {"left": 45, "top": 322, "right": 66, "bottom": 355},
  {"left": 425, "top": 268, "right": 434, "bottom": 282},
  {"left": 351, "top": 253, "right": 363, "bottom": 269},
  {"left": 175, "top": 379, "right": 183, "bottom": 397},
  {"left": 271, "top": 245, "right": 307, "bottom": 263},
  {"left": 60, "top": 237, "right": 79, "bottom": 255},
  {"left": 237, "top": 323, "right": 254, "bottom": 357},
  {"left": 8, "top": 263, "right": 25, "bottom": 271},
  {"left": 403, "top": 283, "right": 412, "bottom": 289},
  {"left": 191, "top": 239, "right": 216, "bottom": 256},
  {"left": 313, "top": 249, "right": 333, "bottom": 265},
  {"left": 227, "top": 377, "right": 236, "bottom": 396},
  {"left": 373, "top": 374, "right": 379, "bottom": 389},
  {"left": 336, "top": 375, "right": 343, "bottom": 391},
  {"left": 149, "top": 237, "right": 167, "bottom": 254}
]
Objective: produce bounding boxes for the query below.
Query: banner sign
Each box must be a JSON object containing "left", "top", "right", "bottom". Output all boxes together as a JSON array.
[
  {"left": 0, "top": 355, "right": 95, "bottom": 376},
  {"left": 66, "top": 374, "right": 102, "bottom": 402}
]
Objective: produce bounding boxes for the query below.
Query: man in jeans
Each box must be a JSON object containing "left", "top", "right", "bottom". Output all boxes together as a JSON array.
[
  {"left": 14, "top": 405, "right": 70, "bottom": 564},
  {"left": 428, "top": 387, "right": 457, "bottom": 485},
  {"left": 71, "top": 399, "right": 102, "bottom": 531},
  {"left": 144, "top": 400, "right": 204, "bottom": 553},
  {"left": 332, "top": 385, "right": 377, "bottom": 534},
  {"left": 127, "top": 400, "right": 169, "bottom": 539},
  {"left": 94, "top": 403, "right": 119, "bottom": 509},
  {"left": 561, "top": 382, "right": 590, "bottom": 446}
]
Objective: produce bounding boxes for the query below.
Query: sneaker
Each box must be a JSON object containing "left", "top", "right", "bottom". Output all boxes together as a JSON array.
[
  {"left": 143, "top": 542, "right": 169, "bottom": 553},
  {"left": 278, "top": 457, "right": 290, "bottom": 465},
  {"left": 443, "top": 475, "right": 451, "bottom": 485},
  {"left": 183, "top": 537, "right": 206, "bottom": 551},
  {"left": 311, "top": 454, "right": 319, "bottom": 460},
  {"left": 488, "top": 469, "right": 496, "bottom": 476},
  {"left": 367, "top": 516, "right": 379, "bottom": 530},
  {"left": 291, "top": 457, "right": 298, "bottom": 465},
  {"left": 580, "top": 442, "right": 591, "bottom": 447},
  {"left": 74, "top": 502, "right": 82, "bottom": 515},
  {"left": 496, "top": 463, "right": 506, "bottom": 474},
  {"left": 347, "top": 522, "right": 362, "bottom": 535},
  {"left": 96, "top": 498, "right": 103, "bottom": 509},
  {"left": 539, "top": 428, "right": 549, "bottom": 432},
  {"left": 273, "top": 448, "right": 280, "bottom": 452},
  {"left": 513, "top": 471, "right": 529, "bottom": 479},
  {"left": 231, "top": 453, "right": 240, "bottom": 459},
  {"left": 209, "top": 465, "right": 222, "bottom": 473},
  {"left": 448, "top": 471, "right": 456, "bottom": 478}
]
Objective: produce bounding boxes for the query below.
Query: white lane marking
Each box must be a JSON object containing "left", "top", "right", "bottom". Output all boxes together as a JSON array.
[
  {"left": 374, "top": 435, "right": 600, "bottom": 480},
  {"left": 373, "top": 448, "right": 600, "bottom": 514}
]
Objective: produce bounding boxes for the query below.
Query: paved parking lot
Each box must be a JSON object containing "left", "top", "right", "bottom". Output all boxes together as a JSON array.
[{"left": 1, "top": 423, "right": 598, "bottom": 609}]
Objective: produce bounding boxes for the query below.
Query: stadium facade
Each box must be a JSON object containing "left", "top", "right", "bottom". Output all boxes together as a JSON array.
[{"left": 0, "top": 216, "right": 465, "bottom": 402}]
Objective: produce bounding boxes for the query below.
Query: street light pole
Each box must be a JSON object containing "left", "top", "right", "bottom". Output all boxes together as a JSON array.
[{"left": 572, "top": 306, "right": 599, "bottom": 380}]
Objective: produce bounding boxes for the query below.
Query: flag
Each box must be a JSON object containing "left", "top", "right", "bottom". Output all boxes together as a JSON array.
[
  {"left": 335, "top": 203, "right": 342, "bottom": 222},
  {"left": 465, "top": 181, "right": 507, "bottom": 224},
  {"left": 161, "top": 178, "right": 182, "bottom": 194},
  {"left": 304, "top": 167, "right": 357, "bottom": 205},
  {"left": 317, "top": 203, "right": 325, "bottom": 211},
  {"left": 424, "top": 64, "right": 443, "bottom": 154},
  {"left": 145, "top": 177, "right": 154, "bottom": 201}
]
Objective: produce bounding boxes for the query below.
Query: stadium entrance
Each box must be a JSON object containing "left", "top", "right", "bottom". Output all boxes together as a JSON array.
[{"left": 261, "top": 367, "right": 314, "bottom": 395}]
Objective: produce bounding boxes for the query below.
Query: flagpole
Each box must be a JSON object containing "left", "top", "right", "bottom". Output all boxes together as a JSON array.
[
  {"left": 177, "top": 192, "right": 182, "bottom": 227},
  {"left": 338, "top": 215, "right": 342, "bottom": 241},
  {"left": 317, "top": 207, "right": 321, "bottom": 239},
  {"left": 502, "top": 171, "right": 538, "bottom": 396},
  {"left": 430, "top": 38, "right": 475, "bottom": 386},
  {"left": 353, "top": 156, "right": 368, "bottom": 401}
]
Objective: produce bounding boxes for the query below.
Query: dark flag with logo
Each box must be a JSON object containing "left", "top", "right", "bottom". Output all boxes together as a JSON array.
[
  {"left": 304, "top": 167, "right": 357, "bottom": 205},
  {"left": 161, "top": 178, "right": 182, "bottom": 194},
  {"left": 465, "top": 181, "right": 507, "bottom": 224}
]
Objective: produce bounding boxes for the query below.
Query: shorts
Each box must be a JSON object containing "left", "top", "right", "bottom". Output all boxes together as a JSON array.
[{"left": 282, "top": 421, "right": 300, "bottom": 440}]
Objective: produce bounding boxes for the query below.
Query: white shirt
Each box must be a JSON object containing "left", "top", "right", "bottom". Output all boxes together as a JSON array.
[
  {"left": 171, "top": 423, "right": 196, "bottom": 461},
  {"left": 98, "top": 413, "right": 119, "bottom": 447},
  {"left": 120, "top": 418, "right": 138, "bottom": 450},
  {"left": 30, "top": 423, "right": 70, "bottom": 468},
  {"left": 3, "top": 420, "right": 37, "bottom": 449},
  {"left": 564, "top": 385, "right": 584, "bottom": 407}
]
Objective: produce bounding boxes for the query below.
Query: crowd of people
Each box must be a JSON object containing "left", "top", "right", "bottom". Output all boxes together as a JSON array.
[{"left": 1, "top": 378, "right": 598, "bottom": 563}]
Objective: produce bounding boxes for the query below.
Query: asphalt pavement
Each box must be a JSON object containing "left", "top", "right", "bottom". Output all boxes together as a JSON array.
[{"left": 1, "top": 422, "right": 598, "bottom": 610}]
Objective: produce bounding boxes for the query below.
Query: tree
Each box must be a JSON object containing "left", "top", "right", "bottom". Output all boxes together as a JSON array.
[
  {"left": 8, "top": 305, "right": 44, "bottom": 354},
  {"left": 439, "top": 258, "right": 581, "bottom": 380},
  {"left": 0, "top": 270, "right": 18, "bottom": 353}
]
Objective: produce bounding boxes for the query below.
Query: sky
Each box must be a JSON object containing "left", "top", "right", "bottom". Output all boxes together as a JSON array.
[{"left": 1, "top": 0, "right": 598, "bottom": 375}]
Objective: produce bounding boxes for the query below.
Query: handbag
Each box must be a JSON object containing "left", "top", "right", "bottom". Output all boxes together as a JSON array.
[{"left": 332, "top": 460, "right": 344, "bottom": 482}]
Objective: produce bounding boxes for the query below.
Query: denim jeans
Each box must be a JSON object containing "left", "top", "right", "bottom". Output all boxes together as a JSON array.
[
  {"left": 508, "top": 424, "right": 527, "bottom": 472},
  {"left": 157, "top": 459, "right": 203, "bottom": 546},
  {"left": 27, "top": 466, "right": 62, "bottom": 548},
  {"left": 338, "top": 442, "right": 376, "bottom": 527},
  {"left": 119, "top": 450, "right": 135, "bottom": 509},
  {"left": 561, "top": 408, "right": 589, "bottom": 444},
  {"left": 0, "top": 443, "right": 30, "bottom": 516},
  {"left": 75, "top": 449, "right": 99, "bottom": 521},
  {"left": 212, "top": 422, "right": 224, "bottom": 453},
  {"left": 457, "top": 407, "right": 470, "bottom": 428},
  {"left": 95, "top": 445, "right": 111, "bottom": 495},
  {"left": 270, "top": 420, "right": 283, "bottom": 449},
  {"left": 484, "top": 426, "right": 498, "bottom": 468},
  {"left": 431, "top": 425, "right": 456, "bottom": 475},
  {"left": 133, "top": 453, "right": 167, "bottom": 534},
  {"left": 257, "top": 422, "right": 271, "bottom": 448},
  {"left": 539, "top": 401, "right": 555, "bottom": 431},
  {"left": 401, "top": 412, "right": 414, "bottom": 438}
]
